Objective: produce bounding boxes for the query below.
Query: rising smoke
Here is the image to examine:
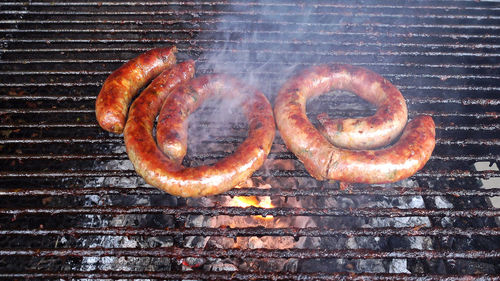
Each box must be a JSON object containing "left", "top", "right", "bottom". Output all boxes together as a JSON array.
[
  {"left": 194, "top": 1, "right": 340, "bottom": 97},
  {"left": 183, "top": 1, "right": 346, "bottom": 162}
]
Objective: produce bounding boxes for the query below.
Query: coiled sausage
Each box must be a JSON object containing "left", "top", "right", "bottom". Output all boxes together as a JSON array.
[
  {"left": 274, "top": 64, "right": 435, "bottom": 183},
  {"left": 125, "top": 74, "right": 275, "bottom": 197}
]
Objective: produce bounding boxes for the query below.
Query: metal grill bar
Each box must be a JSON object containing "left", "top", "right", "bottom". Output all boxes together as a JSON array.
[
  {"left": 0, "top": 138, "right": 123, "bottom": 144},
  {"left": 3, "top": 48, "right": 500, "bottom": 58},
  {"left": 1, "top": 108, "right": 497, "bottom": 117},
  {"left": 1, "top": 186, "right": 499, "bottom": 197},
  {"left": 1, "top": 206, "right": 499, "bottom": 218},
  {"left": 0, "top": 272, "right": 497, "bottom": 281},
  {"left": 1, "top": 169, "right": 499, "bottom": 179},
  {"left": 1, "top": 248, "right": 499, "bottom": 259},
  {"left": 0, "top": 153, "right": 497, "bottom": 162},
  {"left": 1, "top": 95, "right": 499, "bottom": 106},
  {"left": 2, "top": 1, "right": 499, "bottom": 8},
  {"left": 3, "top": 29, "right": 500, "bottom": 42},
  {"left": 1, "top": 10, "right": 498, "bottom": 20},
  {"left": 2, "top": 23, "right": 500, "bottom": 35},
  {"left": 4, "top": 71, "right": 499, "bottom": 80},
  {"left": 2, "top": 60, "right": 499, "bottom": 69},
  {"left": 1, "top": 227, "right": 499, "bottom": 237},
  {"left": 2, "top": 122, "right": 499, "bottom": 131}
]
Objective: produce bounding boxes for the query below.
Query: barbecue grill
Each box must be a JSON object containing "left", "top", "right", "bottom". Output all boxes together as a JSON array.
[{"left": 1, "top": 0, "right": 500, "bottom": 280}]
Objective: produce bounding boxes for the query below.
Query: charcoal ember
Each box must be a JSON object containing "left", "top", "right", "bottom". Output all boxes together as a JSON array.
[
  {"left": 389, "top": 259, "right": 411, "bottom": 274},
  {"left": 240, "top": 258, "right": 298, "bottom": 272},
  {"left": 434, "top": 196, "right": 454, "bottom": 209},
  {"left": 447, "top": 259, "right": 497, "bottom": 274},
  {"left": 180, "top": 257, "right": 207, "bottom": 271},
  {"left": 207, "top": 260, "right": 239, "bottom": 272}
]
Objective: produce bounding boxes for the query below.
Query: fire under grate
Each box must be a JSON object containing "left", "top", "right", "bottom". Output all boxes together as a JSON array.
[{"left": 1, "top": 0, "right": 500, "bottom": 280}]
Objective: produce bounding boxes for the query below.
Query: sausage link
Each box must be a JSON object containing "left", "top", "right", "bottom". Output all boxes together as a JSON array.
[
  {"left": 124, "top": 59, "right": 194, "bottom": 156},
  {"left": 274, "top": 65, "right": 435, "bottom": 183},
  {"left": 96, "top": 46, "right": 177, "bottom": 134},
  {"left": 154, "top": 80, "right": 198, "bottom": 163},
  {"left": 325, "top": 116, "right": 435, "bottom": 183},
  {"left": 125, "top": 74, "right": 276, "bottom": 197},
  {"left": 282, "top": 64, "right": 407, "bottom": 150}
]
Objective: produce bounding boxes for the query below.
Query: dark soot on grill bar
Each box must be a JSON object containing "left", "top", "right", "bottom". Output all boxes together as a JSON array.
[{"left": 0, "top": 0, "right": 499, "bottom": 278}]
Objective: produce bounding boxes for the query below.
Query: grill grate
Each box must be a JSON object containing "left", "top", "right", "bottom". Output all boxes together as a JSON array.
[{"left": 1, "top": 0, "right": 500, "bottom": 279}]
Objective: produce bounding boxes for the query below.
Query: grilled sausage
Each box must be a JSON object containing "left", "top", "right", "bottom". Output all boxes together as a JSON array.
[
  {"left": 274, "top": 65, "right": 435, "bottom": 183},
  {"left": 125, "top": 74, "right": 275, "bottom": 197},
  {"left": 282, "top": 64, "right": 408, "bottom": 150},
  {"left": 124, "top": 59, "right": 194, "bottom": 158},
  {"left": 96, "top": 46, "right": 177, "bottom": 134}
]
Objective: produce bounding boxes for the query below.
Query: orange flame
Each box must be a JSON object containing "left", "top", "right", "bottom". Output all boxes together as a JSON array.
[{"left": 228, "top": 196, "right": 274, "bottom": 219}]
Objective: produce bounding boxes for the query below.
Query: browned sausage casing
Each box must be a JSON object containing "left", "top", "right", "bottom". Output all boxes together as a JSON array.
[
  {"left": 96, "top": 46, "right": 177, "bottom": 134},
  {"left": 285, "top": 64, "right": 408, "bottom": 150},
  {"left": 125, "top": 74, "right": 276, "bottom": 197},
  {"left": 274, "top": 65, "right": 435, "bottom": 183}
]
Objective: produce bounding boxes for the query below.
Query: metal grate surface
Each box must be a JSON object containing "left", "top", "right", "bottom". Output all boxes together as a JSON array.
[{"left": 1, "top": 0, "right": 500, "bottom": 280}]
